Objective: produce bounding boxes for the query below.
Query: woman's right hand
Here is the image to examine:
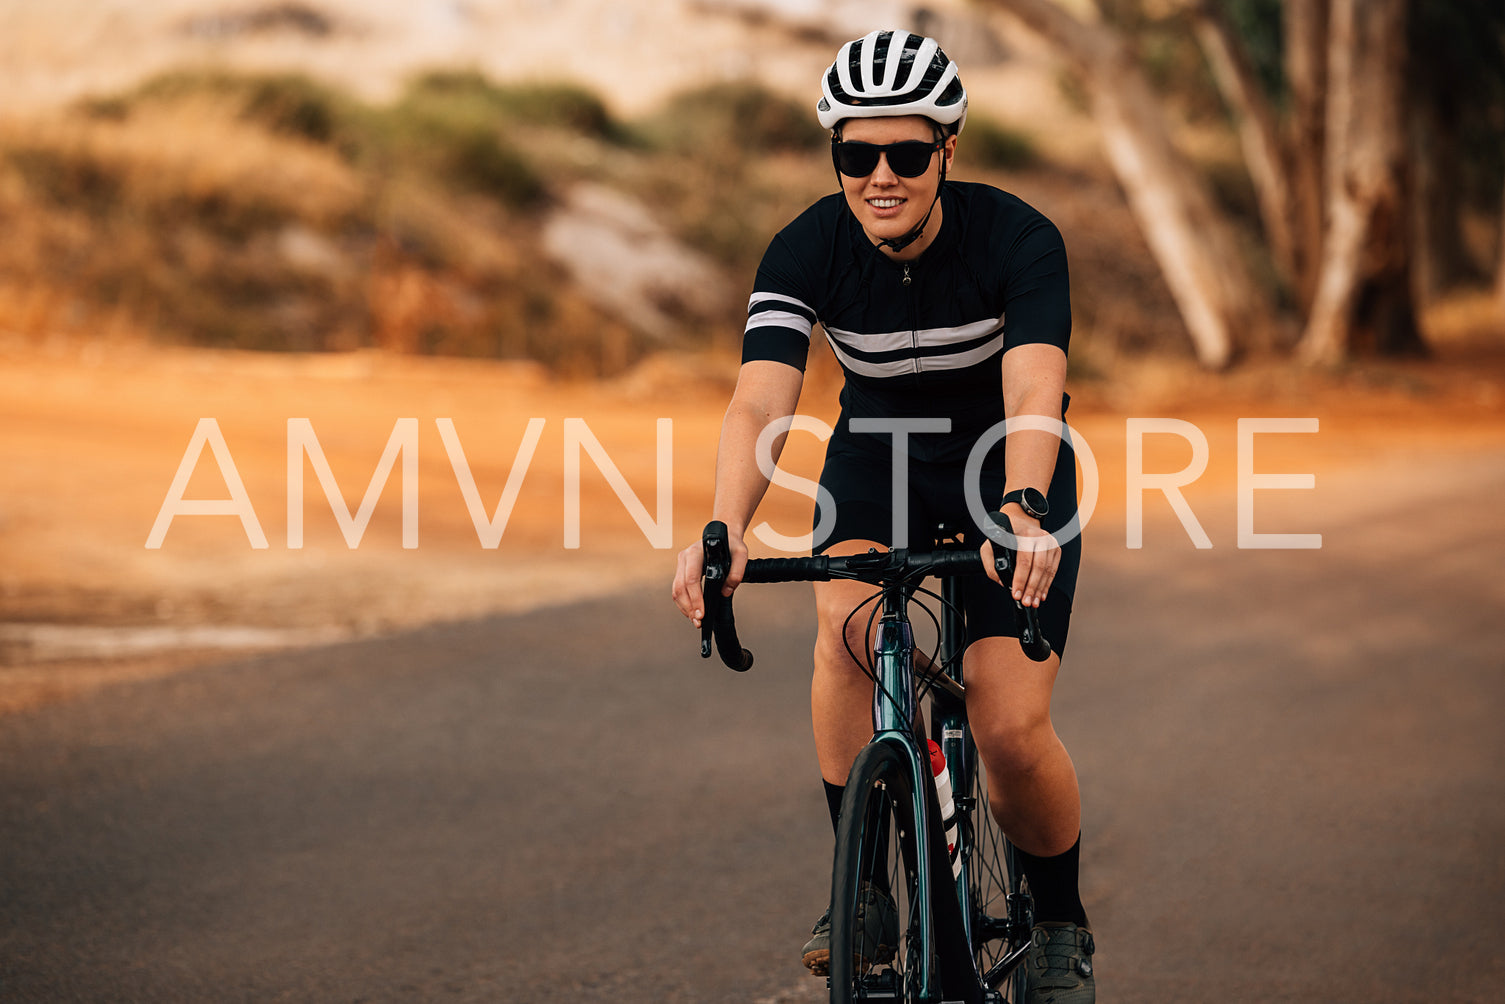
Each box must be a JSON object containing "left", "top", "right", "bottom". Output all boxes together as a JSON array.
[{"left": 671, "top": 526, "right": 748, "bottom": 629}]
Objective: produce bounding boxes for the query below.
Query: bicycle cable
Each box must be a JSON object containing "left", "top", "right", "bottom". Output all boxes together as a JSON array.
[
  {"left": 838, "top": 585, "right": 919, "bottom": 740},
  {"left": 904, "top": 577, "right": 970, "bottom": 697},
  {"left": 835, "top": 561, "right": 974, "bottom": 736}
]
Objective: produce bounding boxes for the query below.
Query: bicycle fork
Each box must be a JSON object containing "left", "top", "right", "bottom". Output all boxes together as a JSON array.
[{"left": 869, "top": 592, "right": 944, "bottom": 1002}]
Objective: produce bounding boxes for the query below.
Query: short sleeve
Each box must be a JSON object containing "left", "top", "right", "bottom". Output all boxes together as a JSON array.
[
  {"left": 742, "top": 234, "right": 817, "bottom": 371},
  {"left": 1000, "top": 219, "right": 1070, "bottom": 355}
]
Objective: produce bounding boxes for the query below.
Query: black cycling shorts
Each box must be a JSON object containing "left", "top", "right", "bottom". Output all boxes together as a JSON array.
[{"left": 811, "top": 431, "right": 1080, "bottom": 658}]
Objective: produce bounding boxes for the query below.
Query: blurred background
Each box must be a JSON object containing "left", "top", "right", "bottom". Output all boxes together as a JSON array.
[
  {"left": 2, "top": 3, "right": 1504, "bottom": 1001},
  {"left": 4, "top": 0, "right": 1501, "bottom": 372},
  {"left": 0, "top": 2, "right": 1501, "bottom": 687},
  {"left": 2, "top": 0, "right": 1503, "bottom": 697}
]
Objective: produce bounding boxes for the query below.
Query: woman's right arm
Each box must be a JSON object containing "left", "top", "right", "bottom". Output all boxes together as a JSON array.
[{"left": 671, "top": 360, "right": 805, "bottom": 626}]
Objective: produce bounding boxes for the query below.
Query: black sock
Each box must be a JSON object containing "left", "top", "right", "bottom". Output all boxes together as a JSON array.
[
  {"left": 1014, "top": 833, "right": 1088, "bottom": 928},
  {"left": 823, "top": 779, "right": 892, "bottom": 896},
  {"left": 823, "top": 780, "right": 845, "bottom": 835}
]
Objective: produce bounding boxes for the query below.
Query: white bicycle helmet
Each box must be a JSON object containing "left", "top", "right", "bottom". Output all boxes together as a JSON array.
[{"left": 817, "top": 29, "right": 967, "bottom": 135}]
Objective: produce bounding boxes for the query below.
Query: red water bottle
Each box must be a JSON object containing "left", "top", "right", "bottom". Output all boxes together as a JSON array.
[{"left": 928, "top": 739, "right": 962, "bottom": 879}]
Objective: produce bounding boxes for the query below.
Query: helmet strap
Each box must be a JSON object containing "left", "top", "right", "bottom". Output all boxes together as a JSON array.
[{"left": 876, "top": 156, "right": 946, "bottom": 256}]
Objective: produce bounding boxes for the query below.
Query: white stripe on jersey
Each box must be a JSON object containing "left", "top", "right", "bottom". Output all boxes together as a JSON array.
[
  {"left": 744, "top": 310, "right": 815, "bottom": 337},
  {"left": 824, "top": 335, "right": 913, "bottom": 379},
  {"left": 820, "top": 313, "right": 1006, "bottom": 377},
  {"left": 745, "top": 292, "right": 815, "bottom": 339},
  {"left": 919, "top": 331, "right": 1007, "bottom": 372},
  {"left": 747, "top": 291, "right": 815, "bottom": 315}
]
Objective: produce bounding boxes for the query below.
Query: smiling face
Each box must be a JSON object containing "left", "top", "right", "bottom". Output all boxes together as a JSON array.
[{"left": 837, "top": 115, "right": 957, "bottom": 260}]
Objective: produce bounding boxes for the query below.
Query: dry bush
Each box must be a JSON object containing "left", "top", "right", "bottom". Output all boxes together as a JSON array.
[
  {"left": 0, "top": 67, "right": 1200, "bottom": 375},
  {"left": 0, "top": 70, "right": 650, "bottom": 372},
  {"left": 4, "top": 99, "right": 364, "bottom": 228}
]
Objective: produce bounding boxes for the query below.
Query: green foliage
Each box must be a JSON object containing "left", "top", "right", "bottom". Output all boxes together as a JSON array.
[
  {"left": 1093, "top": 1, "right": 1282, "bottom": 123},
  {"left": 1219, "top": 0, "right": 1285, "bottom": 105},
  {"left": 111, "top": 70, "right": 350, "bottom": 142},
  {"left": 372, "top": 90, "right": 545, "bottom": 207},
  {"left": 239, "top": 74, "right": 345, "bottom": 142},
  {"left": 1136, "top": 19, "right": 1225, "bottom": 122},
  {"left": 407, "top": 71, "right": 619, "bottom": 138},
  {"left": 441, "top": 125, "right": 543, "bottom": 206},
  {"left": 962, "top": 117, "right": 1038, "bottom": 171},
  {"left": 90, "top": 69, "right": 602, "bottom": 208},
  {"left": 355, "top": 70, "right": 636, "bottom": 206},
  {"left": 637, "top": 81, "right": 827, "bottom": 157},
  {"left": 495, "top": 82, "right": 618, "bottom": 137}
]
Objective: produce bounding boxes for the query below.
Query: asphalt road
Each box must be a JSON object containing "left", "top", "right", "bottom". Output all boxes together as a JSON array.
[{"left": 3, "top": 454, "right": 1503, "bottom": 1002}]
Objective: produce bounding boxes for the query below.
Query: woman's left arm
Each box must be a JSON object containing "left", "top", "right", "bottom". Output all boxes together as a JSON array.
[{"left": 981, "top": 342, "right": 1069, "bottom": 607}]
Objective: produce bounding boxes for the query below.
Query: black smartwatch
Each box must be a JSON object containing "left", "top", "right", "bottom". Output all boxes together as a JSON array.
[{"left": 1000, "top": 487, "right": 1049, "bottom": 520}]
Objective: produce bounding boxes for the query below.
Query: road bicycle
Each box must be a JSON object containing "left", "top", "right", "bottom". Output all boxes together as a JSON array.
[{"left": 698, "top": 515, "right": 1051, "bottom": 1003}]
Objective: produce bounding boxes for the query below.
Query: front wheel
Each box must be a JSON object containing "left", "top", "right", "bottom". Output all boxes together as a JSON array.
[
  {"left": 829, "top": 740, "right": 928, "bottom": 1003},
  {"left": 965, "top": 761, "right": 1033, "bottom": 1002}
]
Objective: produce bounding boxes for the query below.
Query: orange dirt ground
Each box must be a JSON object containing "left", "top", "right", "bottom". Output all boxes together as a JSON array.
[{"left": 2, "top": 325, "right": 1503, "bottom": 713}]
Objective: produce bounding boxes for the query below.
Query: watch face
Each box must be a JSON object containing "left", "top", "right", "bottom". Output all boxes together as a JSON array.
[{"left": 1022, "top": 488, "right": 1048, "bottom": 517}]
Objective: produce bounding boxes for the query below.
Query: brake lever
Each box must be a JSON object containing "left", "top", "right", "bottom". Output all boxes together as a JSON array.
[
  {"left": 985, "top": 511, "right": 1053, "bottom": 663},
  {"left": 700, "top": 524, "right": 724, "bottom": 659},
  {"left": 700, "top": 521, "right": 753, "bottom": 671}
]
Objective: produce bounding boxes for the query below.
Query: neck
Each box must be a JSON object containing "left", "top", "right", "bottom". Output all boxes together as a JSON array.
[
  {"left": 873, "top": 193, "right": 943, "bottom": 261},
  {"left": 872, "top": 157, "right": 949, "bottom": 260}
]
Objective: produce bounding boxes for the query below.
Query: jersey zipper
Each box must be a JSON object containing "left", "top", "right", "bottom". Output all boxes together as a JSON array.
[{"left": 902, "top": 262, "right": 921, "bottom": 382}]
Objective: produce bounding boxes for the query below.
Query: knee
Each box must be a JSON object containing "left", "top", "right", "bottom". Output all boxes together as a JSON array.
[
  {"left": 813, "top": 602, "right": 873, "bottom": 677},
  {"left": 970, "top": 703, "right": 1056, "bottom": 779},
  {"left": 964, "top": 639, "right": 1062, "bottom": 778},
  {"left": 812, "top": 593, "right": 878, "bottom": 680}
]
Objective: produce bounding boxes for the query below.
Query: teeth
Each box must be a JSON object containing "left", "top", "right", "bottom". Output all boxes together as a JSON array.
[{"left": 869, "top": 199, "right": 903, "bottom": 208}]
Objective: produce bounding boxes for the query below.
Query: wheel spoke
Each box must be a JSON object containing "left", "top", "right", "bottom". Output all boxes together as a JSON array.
[{"left": 965, "top": 763, "right": 1032, "bottom": 1001}]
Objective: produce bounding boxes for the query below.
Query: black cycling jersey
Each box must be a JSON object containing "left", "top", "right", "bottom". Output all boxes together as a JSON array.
[
  {"left": 741, "top": 180, "right": 1081, "bottom": 610},
  {"left": 742, "top": 181, "right": 1070, "bottom": 462}
]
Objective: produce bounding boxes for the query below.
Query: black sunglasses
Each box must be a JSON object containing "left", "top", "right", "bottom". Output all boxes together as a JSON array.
[{"left": 831, "top": 139, "right": 944, "bottom": 178}]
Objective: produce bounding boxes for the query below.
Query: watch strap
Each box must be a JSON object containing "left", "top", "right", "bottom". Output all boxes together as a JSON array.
[{"left": 1000, "top": 488, "right": 1048, "bottom": 519}]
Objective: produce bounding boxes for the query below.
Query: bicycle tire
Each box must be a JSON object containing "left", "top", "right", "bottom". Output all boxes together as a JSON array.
[
  {"left": 964, "top": 763, "right": 1032, "bottom": 1002},
  {"left": 829, "top": 739, "right": 928, "bottom": 1004}
]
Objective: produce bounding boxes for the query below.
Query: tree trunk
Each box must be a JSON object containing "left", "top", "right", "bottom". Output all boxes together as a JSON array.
[
  {"left": 985, "top": 0, "right": 1269, "bottom": 368},
  {"left": 1284, "top": 0, "right": 1328, "bottom": 313},
  {"left": 1496, "top": 176, "right": 1505, "bottom": 321},
  {"left": 1410, "top": 100, "right": 1481, "bottom": 301},
  {"left": 1190, "top": 1, "right": 1296, "bottom": 291},
  {"left": 1299, "top": 0, "right": 1424, "bottom": 364}
]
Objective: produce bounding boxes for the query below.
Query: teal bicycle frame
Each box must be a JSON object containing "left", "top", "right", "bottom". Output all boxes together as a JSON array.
[
  {"left": 868, "top": 556, "right": 1033, "bottom": 1001},
  {"left": 697, "top": 517, "right": 1048, "bottom": 1002},
  {"left": 868, "top": 585, "right": 944, "bottom": 999}
]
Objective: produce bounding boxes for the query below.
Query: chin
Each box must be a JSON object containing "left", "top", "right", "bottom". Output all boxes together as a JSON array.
[{"left": 861, "top": 212, "right": 920, "bottom": 241}]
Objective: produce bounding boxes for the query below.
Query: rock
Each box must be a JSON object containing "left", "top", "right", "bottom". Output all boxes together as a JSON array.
[{"left": 542, "top": 182, "right": 734, "bottom": 344}]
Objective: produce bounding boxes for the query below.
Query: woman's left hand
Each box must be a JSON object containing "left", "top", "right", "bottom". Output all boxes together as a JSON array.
[{"left": 979, "top": 508, "right": 1060, "bottom": 608}]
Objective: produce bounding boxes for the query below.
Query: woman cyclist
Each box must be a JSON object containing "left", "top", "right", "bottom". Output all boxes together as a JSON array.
[{"left": 671, "top": 30, "right": 1095, "bottom": 1003}]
